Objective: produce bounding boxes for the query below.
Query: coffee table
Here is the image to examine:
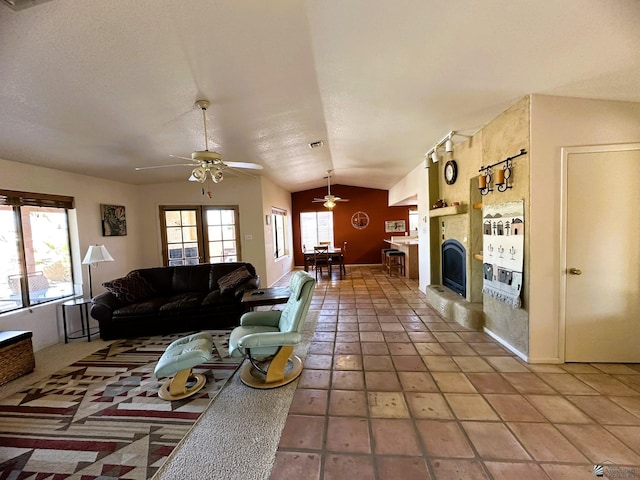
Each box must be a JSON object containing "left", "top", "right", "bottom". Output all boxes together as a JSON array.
[{"left": 241, "top": 287, "right": 291, "bottom": 312}]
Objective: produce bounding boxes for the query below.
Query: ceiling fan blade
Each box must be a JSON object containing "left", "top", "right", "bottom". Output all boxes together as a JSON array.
[
  {"left": 224, "top": 161, "right": 263, "bottom": 170},
  {"left": 169, "top": 154, "right": 199, "bottom": 162},
  {"left": 336, "top": 198, "right": 350, "bottom": 202},
  {"left": 224, "top": 166, "right": 258, "bottom": 178},
  {"left": 312, "top": 198, "right": 325, "bottom": 202},
  {"left": 135, "top": 163, "right": 196, "bottom": 170}
]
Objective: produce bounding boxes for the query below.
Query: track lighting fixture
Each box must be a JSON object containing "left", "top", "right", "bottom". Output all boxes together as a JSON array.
[{"left": 425, "top": 131, "right": 471, "bottom": 164}]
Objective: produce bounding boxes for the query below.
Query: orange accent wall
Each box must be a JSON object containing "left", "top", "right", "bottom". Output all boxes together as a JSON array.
[{"left": 292, "top": 185, "right": 410, "bottom": 266}]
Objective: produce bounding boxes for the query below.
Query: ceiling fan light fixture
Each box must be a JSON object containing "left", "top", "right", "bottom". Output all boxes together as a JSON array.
[
  {"left": 191, "top": 166, "right": 207, "bottom": 183},
  {"left": 212, "top": 169, "right": 224, "bottom": 183},
  {"left": 323, "top": 199, "right": 336, "bottom": 210}
]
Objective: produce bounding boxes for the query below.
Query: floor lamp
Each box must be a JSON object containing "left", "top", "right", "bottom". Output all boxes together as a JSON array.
[{"left": 82, "top": 245, "right": 114, "bottom": 298}]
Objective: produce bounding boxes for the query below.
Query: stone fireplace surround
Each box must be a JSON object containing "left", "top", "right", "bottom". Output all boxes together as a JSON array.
[{"left": 425, "top": 205, "right": 484, "bottom": 331}]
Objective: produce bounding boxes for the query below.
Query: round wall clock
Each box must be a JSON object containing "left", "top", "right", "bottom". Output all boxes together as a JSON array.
[
  {"left": 444, "top": 159, "right": 458, "bottom": 185},
  {"left": 351, "top": 211, "right": 370, "bottom": 229}
]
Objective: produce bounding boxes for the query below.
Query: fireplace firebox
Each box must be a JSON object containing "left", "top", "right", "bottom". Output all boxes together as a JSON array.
[{"left": 442, "top": 239, "right": 466, "bottom": 297}]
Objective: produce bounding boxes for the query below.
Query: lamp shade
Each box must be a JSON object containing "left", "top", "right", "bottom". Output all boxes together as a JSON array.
[{"left": 82, "top": 245, "right": 114, "bottom": 265}]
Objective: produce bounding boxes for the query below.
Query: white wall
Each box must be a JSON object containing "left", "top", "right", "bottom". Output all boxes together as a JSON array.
[
  {"left": 529, "top": 95, "right": 640, "bottom": 362},
  {"left": 136, "top": 175, "right": 272, "bottom": 282},
  {"left": 260, "top": 176, "right": 294, "bottom": 287},
  {"left": 0, "top": 159, "right": 142, "bottom": 350}
]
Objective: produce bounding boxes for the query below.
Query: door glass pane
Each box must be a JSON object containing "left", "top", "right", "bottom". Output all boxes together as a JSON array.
[
  {"left": 205, "top": 207, "right": 239, "bottom": 263},
  {"left": 163, "top": 209, "right": 201, "bottom": 266},
  {"left": 165, "top": 211, "right": 182, "bottom": 226}
]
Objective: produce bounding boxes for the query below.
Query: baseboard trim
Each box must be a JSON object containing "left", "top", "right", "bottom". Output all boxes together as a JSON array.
[{"left": 483, "top": 327, "right": 529, "bottom": 362}]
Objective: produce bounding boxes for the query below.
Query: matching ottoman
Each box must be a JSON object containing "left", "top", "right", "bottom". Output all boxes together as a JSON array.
[
  {"left": 154, "top": 332, "right": 213, "bottom": 401},
  {"left": 0, "top": 331, "right": 35, "bottom": 386}
]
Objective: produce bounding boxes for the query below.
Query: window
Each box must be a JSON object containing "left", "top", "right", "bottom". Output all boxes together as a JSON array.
[
  {"left": 160, "top": 205, "right": 240, "bottom": 266},
  {"left": 272, "top": 208, "right": 287, "bottom": 259},
  {"left": 300, "top": 211, "right": 334, "bottom": 249},
  {"left": 0, "top": 190, "right": 75, "bottom": 313},
  {"left": 409, "top": 209, "right": 419, "bottom": 233}
]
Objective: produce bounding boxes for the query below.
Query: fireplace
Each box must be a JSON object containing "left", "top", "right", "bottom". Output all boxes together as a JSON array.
[{"left": 442, "top": 239, "right": 466, "bottom": 297}]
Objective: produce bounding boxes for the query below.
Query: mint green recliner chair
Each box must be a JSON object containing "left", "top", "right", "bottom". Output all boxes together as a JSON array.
[{"left": 229, "top": 271, "right": 316, "bottom": 389}]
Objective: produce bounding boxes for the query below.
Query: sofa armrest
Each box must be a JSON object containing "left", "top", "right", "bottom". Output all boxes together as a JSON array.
[
  {"left": 233, "top": 275, "right": 260, "bottom": 299},
  {"left": 90, "top": 291, "right": 124, "bottom": 322}
]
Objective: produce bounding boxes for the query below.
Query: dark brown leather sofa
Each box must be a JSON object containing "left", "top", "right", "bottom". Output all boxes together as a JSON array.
[{"left": 90, "top": 262, "right": 259, "bottom": 340}]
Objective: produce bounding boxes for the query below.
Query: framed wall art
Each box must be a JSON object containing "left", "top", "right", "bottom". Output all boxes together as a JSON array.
[
  {"left": 101, "top": 204, "right": 127, "bottom": 236},
  {"left": 385, "top": 220, "right": 406, "bottom": 233}
]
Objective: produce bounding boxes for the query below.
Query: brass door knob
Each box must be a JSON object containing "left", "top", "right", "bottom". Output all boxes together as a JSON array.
[{"left": 568, "top": 268, "right": 582, "bottom": 275}]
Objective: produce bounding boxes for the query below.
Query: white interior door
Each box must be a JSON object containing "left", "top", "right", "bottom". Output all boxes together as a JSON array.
[{"left": 564, "top": 145, "right": 640, "bottom": 362}]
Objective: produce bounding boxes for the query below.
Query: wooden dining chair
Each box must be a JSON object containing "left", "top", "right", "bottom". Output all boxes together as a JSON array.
[
  {"left": 339, "top": 241, "right": 347, "bottom": 276},
  {"left": 313, "top": 245, "right": 332, "bottom": 279}
]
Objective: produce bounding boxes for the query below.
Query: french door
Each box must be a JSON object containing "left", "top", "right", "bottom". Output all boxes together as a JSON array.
[{"left": 159, "top": 205, "right": 241, "bottom": 266}]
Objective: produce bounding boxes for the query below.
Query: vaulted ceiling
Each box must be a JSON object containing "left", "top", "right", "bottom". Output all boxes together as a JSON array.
[{"left": 1, "top": 0, "right": 639, "bottom": 192}]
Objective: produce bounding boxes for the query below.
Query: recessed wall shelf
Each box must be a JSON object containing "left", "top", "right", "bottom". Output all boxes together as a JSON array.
[{"left": 429, "top": 204, "right": 467, "bottom": 218}]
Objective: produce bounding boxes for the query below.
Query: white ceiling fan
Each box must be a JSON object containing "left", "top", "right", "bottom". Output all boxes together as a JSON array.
[
  {"left": 312, "top": 170, "right": 349, "bottom": 209},
  {"left": 135, "top": 100, "right": 263, "bottom": 184}
]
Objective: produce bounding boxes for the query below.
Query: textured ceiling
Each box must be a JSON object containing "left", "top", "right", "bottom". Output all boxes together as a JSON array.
[{"left": 1, "top": 0, "right": 639, "bottom": 192}]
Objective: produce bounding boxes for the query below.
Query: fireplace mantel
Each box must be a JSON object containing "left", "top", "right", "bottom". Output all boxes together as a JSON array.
[{"left": 429, "top": 204, "right": 467, "bottom": 218}]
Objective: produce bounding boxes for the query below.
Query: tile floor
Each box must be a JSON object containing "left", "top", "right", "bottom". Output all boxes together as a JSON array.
[{"left": 269, "top": 266, "right": 640, "bottom": 480}]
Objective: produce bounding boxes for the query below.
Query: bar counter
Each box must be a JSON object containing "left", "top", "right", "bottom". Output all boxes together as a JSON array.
[{"left": 384, "top": 236, "right": 419, "bottom": 279}]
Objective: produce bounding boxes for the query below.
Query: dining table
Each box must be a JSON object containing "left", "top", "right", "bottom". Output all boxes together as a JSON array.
[{"left": 303, "top": 247, "right": 345, "bottom": 279}]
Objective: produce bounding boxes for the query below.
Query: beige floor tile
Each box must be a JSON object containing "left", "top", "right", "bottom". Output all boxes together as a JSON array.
[
  {"left": 323, "top": 454, "right": 375, "bottom": 480},
  {"left": 610, "top": 396, "right": 640, "bottom": 419},
  {"left": 376, "top": 456, "right": 432, "bottom": 480},
  {"left": 328, "top": 389, "right": 368, "bottom": 417},
  {"left": 484, "top": 461, "right": 554, "bottom": 480},
  {"left": 333, "top": 354, "right": 363, "bottom": 370},
  {"left": 432, "top": 332, "right": 463, "bottom": 342},
  {"left": 540, "top": 463, "right": 603, "bottom": 480},
  {"left": 567, "top": 395, "right": 640, "bottom": 425},
  {"left": 536, "top": 373, "right": 598, "bottom": 395},
  {"left": 362, "top": 355, "right": 395, "bottom": 371},
  {"left": 278, "top": 415, "right": 325, "bottom": 450},
  {"left": 445, "top": 393, "right": 499, "bottom": 421},
  {"left": 325, "top": 416, "right": 371, "bottom": 454},
  {"left": 556, "top": 424, "right": 640, "bottom": 465},
  {"left": 508, "top": 422, "right": 588, "bottom": 462},
  {"left": 368, "top": 391, "right": 410, "bottom": 418},
  {"left": 452, "top": 356, "right": 495, "bottom": 372},
  {"left": 364, "top": 371, "right": 402, "bottom": 391},
  {"left": 525, "top": 395, "right": 593, "bottom": 424},
  {"left": 501, "top": 372, "right": 557, "bottom": 394},
  {"left": 415, "top": 343, "right": 448, "bottom": 356},
  {"left": 432, "top": 372, "right": 477, "bottom": 393},
  {"left": 575, "top": 373, "right": 639, "bottom": 396},
  {"left": 605, "top": 425, "right": 640, "bottom": 454},
  {"left": 429, "top": 459, "right": 490, "bottom": 479},
  {"left": 416, "top": 420, "right": 475, "bottom": 458},
  {"left": 462, "top": 421, "right": 531, "bottom": 460},
  {"left": 331, "top": 370, "right": 365, "bottom": 390},
  {"left": 483, "top": 394, "right": 546, "bottom": 422},
  {"left": 405, "top": 392, "right": 455, "bottom": 419},
  {"left": 466, "top": 373, "right": 518, "bottom": 393},
  {"left": 423, "top": 356, "right": 461, "bottom": 372},
  {"left": 371, "top": 418, "right": 422, "bottom": 455},
  {"left": 485, "top": 356, "right": 531, "bottom": 373},
  {"left": 271, "top": 451, "right": 322, "bottom": 480},
  {"left": 398, "top": 371, "right": 439, "bottom": 392},
  {"left": 288, "top": 389, "right": 328, "bottom": 416}
]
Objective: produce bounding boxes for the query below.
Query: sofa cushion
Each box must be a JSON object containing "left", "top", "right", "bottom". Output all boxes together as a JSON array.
[
  {"left": 217, "top": 266, "right": 253, "bottom": 294},
  {"left": 103, "top": 271, "right": 157, "bottom": 304},
  {"left": 159, "top": 293, "right": 204, "bottom": 312},
  {"left": 172, "top": 265, "right": 211, "bottom": 293}
]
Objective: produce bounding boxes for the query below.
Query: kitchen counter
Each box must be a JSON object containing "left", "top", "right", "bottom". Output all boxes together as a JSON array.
[{"left": 384, "top": 236, "right": 419, "bottom": 279}]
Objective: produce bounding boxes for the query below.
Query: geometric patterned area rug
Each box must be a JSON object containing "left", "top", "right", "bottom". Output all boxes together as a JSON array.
[{"left": 0, "top": 330, "right": 241, "bottom": 480}]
